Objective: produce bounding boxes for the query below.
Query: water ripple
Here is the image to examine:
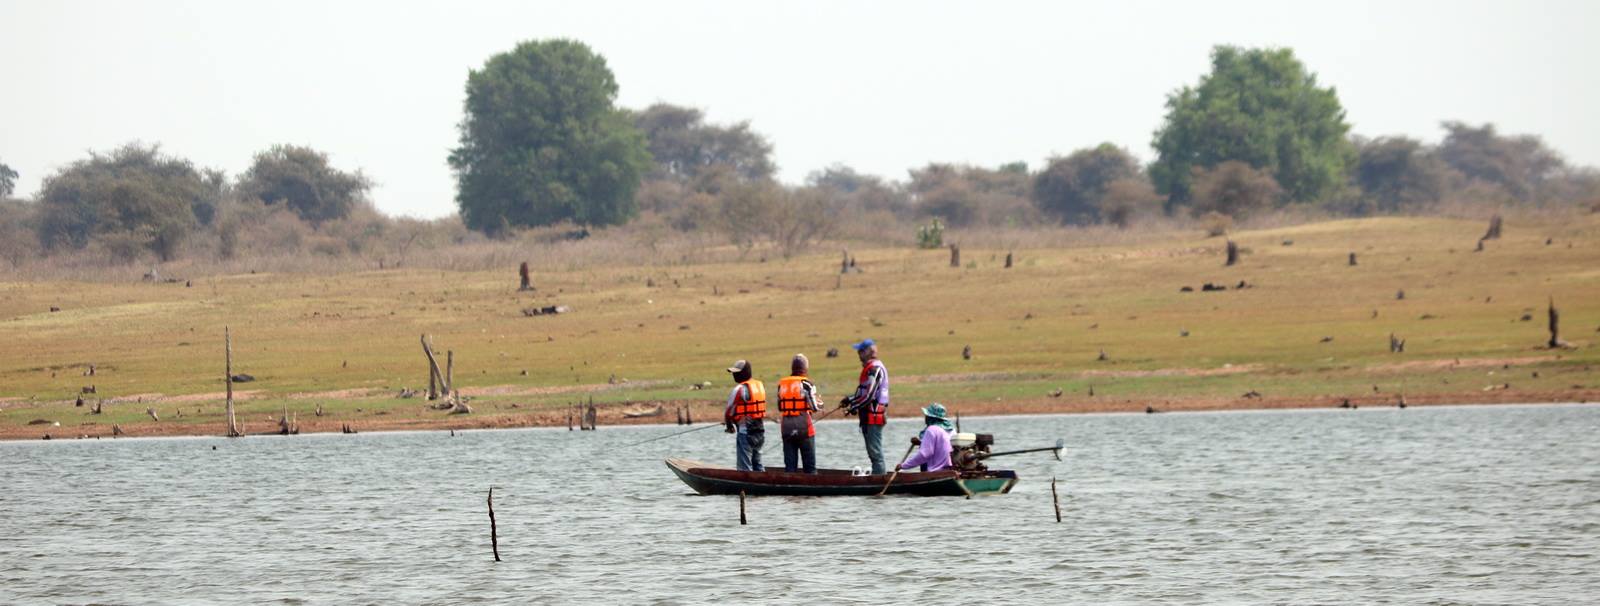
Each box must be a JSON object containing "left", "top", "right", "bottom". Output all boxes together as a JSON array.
[{"left": 1, "top": 404, "right": 1597, "bottom": 603}]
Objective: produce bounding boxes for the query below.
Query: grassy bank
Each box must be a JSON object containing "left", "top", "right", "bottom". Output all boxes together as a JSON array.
[{"left": 2, "top": 215, "right": 1597, "bottom": 440}]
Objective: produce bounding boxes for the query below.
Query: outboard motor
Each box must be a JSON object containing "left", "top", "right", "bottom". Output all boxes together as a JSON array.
[{"left": 949, "top": 432, "right": 995, "bottom": 471}]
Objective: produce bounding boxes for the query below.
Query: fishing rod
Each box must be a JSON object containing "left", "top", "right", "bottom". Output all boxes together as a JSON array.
[
  {"left": 621, "top": 422, "right": 722, "bottom": 448},
  {"left": 975, "top": 438, "right": 1066, "bottom": 461},
  {"left": 758, "top": 404, "right": 847, "bottom": 454}
]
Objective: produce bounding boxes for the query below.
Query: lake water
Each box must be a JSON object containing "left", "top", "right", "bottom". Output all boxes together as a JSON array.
[{"left": 2, "top": 404, "right": 1597, "bottom": 604}]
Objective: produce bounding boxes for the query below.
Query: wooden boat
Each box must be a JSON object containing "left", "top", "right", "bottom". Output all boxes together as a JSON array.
[{"left": 665, "top": 458, "right": 1018, "bottom": 497}]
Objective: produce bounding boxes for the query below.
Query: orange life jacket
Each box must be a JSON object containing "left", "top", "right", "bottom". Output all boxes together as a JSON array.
[
  {"left": 732, "top": 379, "right": 767, "bottom": 422},
  {"left": 777, "top": 376, "right": 815, "bottom": 437}
]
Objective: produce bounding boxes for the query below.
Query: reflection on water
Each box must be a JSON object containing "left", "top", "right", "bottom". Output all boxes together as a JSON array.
[{"left": 2, "top": 404, "right": 1597, "bottom": 603}]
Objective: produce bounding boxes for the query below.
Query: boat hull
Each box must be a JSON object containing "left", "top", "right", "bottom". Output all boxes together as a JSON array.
[{"left": 666, "top": 458, "right": 1018, "bottom": 497}]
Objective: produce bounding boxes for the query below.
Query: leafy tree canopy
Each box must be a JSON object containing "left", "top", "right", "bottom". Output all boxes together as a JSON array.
[
  {"left": 632, "top": 103, "right": 774, "bottom": 182},
  {"left": 806, "top": 164, "right": 909, "bottom": 215},
  {"left": 449, "top": 39, "right": 651, "bottom": 234},
  {"left": 1352, "top": 136, "right": 1453, "bottom": 213},
  {"left": 906, "top": 163, "right": 1034, "bottom": 227},
  {"left": 1151, "top": 46, "right": 1353, "bottom": 206},
  {"left": 1032, "top": 143, "right": 1143, "bottom": 224},
  {"left": 1437, "top": 121, "right": 1564, "bottom": 202},
  {"left": 36, "top": 143, "right": 208, "bottom": 261},
  {"left": 237, "top": 144, "right": 371, "bottom": 225}
]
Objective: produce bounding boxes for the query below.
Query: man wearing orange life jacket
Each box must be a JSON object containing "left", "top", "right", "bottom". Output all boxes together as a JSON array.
[
  {"left": 777, "top": 354, "right": 822, "bottom": 473},
  {"left": 840, "top": 338, "right": 890, "bottom": 474},
  {"left": 723, "top": 359, "right": 767, "bottom": 471}
]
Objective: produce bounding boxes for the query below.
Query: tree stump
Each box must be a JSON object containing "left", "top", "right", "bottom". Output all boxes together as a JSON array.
[
  {"left": 1548, "top": 297, "right": 1569, "bottom": 349},
  {"left": 518, "top": 262, "right": 533, "bottom": 291},
  {"left": 1004, "top": 252, "right": 1013, "bottom": 269},
  {"left": 1482, "top": 214, "right": 1502, "bottom": 241},
  {"left": 949, "top": 244, "right": 960, "bottom": 268},
  {"left": 1225, "top": 240, "right": 1239, "bottom": 266},
  {"left": 1348, "top": 252, "right": 1357, "bottom": 266}
]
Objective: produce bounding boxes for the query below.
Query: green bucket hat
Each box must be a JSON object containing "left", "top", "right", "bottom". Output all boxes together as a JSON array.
[{"left": 921, "top": 403, "right": 954, "bottom": 431}]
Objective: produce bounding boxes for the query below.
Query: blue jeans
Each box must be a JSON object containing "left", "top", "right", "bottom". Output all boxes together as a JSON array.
[
  {"left": 783, "top": 436, "right": 816, "bottom": 473},
  {"left": 860, "top": 424, "right": 885, "bottom": 474},
  {"left": 735, "top": 430, "right": 765, "bottom": 471}
]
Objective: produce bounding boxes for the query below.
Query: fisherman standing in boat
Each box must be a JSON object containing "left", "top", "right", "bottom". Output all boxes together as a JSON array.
[
  {"left": 840, "top": 338, "right": 890, "bottom": 474},
  {"left": 900, "top": 403, "right": 954, "bottom": 472},
  {"left": 723, "top": 359, "right": 767, "bottom": 471},
  {"left": 777, "top": 354, "right": 822, "bottom": 473}
]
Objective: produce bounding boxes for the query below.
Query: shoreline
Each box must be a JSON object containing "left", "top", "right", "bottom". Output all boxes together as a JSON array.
[{"left": 6, "top": 389, "right": 1594, "bottom": 442}]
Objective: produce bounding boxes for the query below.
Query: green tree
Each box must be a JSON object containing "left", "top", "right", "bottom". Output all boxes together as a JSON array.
[
  {"left": 449, "top": 39, "right": 651, "bottom": 234},
  {"left": 1352, "top": 136, "right": 1454, "bottom": 213},
  {"left": 632, "top": 103, "right": 774, "bottom": 182},
  {"left": 237, "top": 145, "right": 371, "bottom": 226},
  {"left": 0, "top": 161, "right": 17, "bottom": 198},
  {"left": 1189, "top": 161, "right": 1283, "bottom": 218},
  {"left": 1032, "top": 144, "right": 1143, "bottom": 224},
  {"left": 1151, "top": 46, "right": 1353, "bottom": 206},
  {"left": 36, "top": 143, "right": 206, "bottom": 261}
]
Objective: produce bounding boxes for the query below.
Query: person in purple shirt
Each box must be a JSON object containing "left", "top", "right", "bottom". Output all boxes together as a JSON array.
[{"left": 901, "top": 403, "right": 954, "bottom": 472}]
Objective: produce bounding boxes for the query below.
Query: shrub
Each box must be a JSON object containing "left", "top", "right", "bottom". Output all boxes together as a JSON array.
[
  {"left": 916, "top": 219, "right": 944, "bottom": 249},
  {"left": 1190, "top": 161, "right": 1283, "bottom": 219},
  {"left": 1200, "top": 211, "right": 1233, "bottom": 237}
]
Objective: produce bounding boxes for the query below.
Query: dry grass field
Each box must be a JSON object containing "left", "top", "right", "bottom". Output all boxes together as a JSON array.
[{"left": 2, "top": 214, "right": 1597, "bottom": 439}]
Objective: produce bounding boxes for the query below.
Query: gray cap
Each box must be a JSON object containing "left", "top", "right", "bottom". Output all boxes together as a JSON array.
[{"left": 726, "top": 359, "right": 750, "bottom": 374}]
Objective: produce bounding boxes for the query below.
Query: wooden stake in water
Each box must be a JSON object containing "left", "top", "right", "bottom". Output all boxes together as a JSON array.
[
  {"left": 487, "top": 487, "right": 501, "bottom": 562},
  {"left": 739, "top": 490, "right": 747, "bottom": 525},
  {"left": 1051, "top": 476, "right": 1062, "bottom": 523},
  {"left": 225, "top": 327, "right": 240, "bottom": 438}
]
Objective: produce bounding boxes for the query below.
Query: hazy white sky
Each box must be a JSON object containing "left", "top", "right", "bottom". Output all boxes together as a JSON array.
[{"left": 2, "top": 0, "right": 1596, "bottom": 218}]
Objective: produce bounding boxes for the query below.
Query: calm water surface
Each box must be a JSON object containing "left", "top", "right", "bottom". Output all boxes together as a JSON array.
[{"left": 2, "top": 404, "right": 1597, "bottom": 604}]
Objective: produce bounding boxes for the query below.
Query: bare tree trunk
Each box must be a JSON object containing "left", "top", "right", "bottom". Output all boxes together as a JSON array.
[
  {"left": 841, "top": 249, "right": 850, "bottom": 274},
  {"left": 446, "top": 350, "right": 455, "bottom": 400},
  {"left": 1004, "top": 252, "right": 1013, "bottom": 269},
  {"left": 225, "top": 327, "right": 240, "bottom": 438},
  {"left": 422, "top": 335, "right": 442, "bottom": 400},
  {"left": 949, "top": 244, "right": 960, "bottom": 268},
  {"left": 1225, "top": 240, "right": 1239, "bottom": 266}
]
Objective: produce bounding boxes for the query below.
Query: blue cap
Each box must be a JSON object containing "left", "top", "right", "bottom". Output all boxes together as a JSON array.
[{"left": 852, "top": 338, "right": 876, "bottom": 351}]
